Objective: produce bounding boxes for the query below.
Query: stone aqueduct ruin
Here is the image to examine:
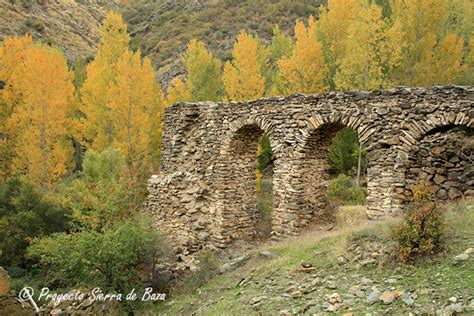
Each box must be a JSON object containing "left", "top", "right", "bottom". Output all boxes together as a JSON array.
[{"left": 146, "top": 86, "right": 473, "bottom": 257}]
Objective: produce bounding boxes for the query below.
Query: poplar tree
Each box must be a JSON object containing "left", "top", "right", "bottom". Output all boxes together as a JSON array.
[
  {"left": 7, "top": 45, "right": 74, "bottom": 187},
  {"left": 182, "top": 39, "right": 222, "bottom": 102},
  {"left": 0, "top": 35, "right": 32, "bottom": 178},
  {"left": 391, "top": 0, "right": 465, "bottom": 85},
  {"left": 107, "top": 51, "right": 164, "bottom": 173},
  {"left": 316, "top": 0, "right": 359, "bottom": 90},
  {"left": 222, "top": 31, "right": 267, "bottom": 101},
  {"left": 335, "top": 3, "right": 403, "bottom": 90},
  {"left": 79, "top": 11, "right": 130, "bottom": 150},
  {"left": 276, "top": 17, "right": 328, "bottom": 94},
  {"left": 166, "top": 77, "right": 192, "bottom": 105}
]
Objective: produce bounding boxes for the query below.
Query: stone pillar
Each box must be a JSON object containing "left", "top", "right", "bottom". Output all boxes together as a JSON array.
[
  {"left": 365, "top": 146, "right": 407, "bottom": 218},
  {"left": 212, "top": 125, "right": 264, "bottom": 246},
  {"left": 272, "top": 123, "right": 341, "bottom": 237},
  {"left": 271, "top": 157, "right": 305, "bottom": 237}
]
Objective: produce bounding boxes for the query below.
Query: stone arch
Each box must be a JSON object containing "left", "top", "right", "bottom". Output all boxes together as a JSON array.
[
  {"left": 300, "top": 113, "right": 373, "bottom": 211},
  {"left": 400, "top": 111, "right": 472, "bottom": 147},
  {"left": 401, "top": 113, "right": 473, "bottom": 204},
  {"left": 213, "top": 116, "right": 279, "bottom": 247},
  {"left": 271, "top": 112, "right": 376, "bottom": 235},
  {"left": 221, "top": 116, "right": 282, "bottom": 157}
]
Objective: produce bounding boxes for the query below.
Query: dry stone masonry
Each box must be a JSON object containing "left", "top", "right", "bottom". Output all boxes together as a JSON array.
[
  {"left": 145, "top": 86, "right": 473, "bottom": 261},
  {"left": 404, "top": 128, "right": 473, "bottom": 202}
]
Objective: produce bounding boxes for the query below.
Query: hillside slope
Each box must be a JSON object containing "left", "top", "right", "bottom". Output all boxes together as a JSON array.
[
  {"left": 1, "top": 0, "right": 325, "bottom": 83},
  {"left": 122, "top": 0, "right": 324, "bottom": 85},
  {"left": 0, "top": 0, "right": 109, "bottom": 60},
  {"left": 152, "top": 202, "right": 474, "bottom": 315}
]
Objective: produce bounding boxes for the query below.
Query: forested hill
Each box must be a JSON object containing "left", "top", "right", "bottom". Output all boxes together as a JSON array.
[
  {"left": 0, "top": 0, "right": 111, "bottom": 60},
  {"left": 122, "top": 0, "right": 325, "bottom": 84},
  {"left": 0, "top": 0, "right": 324, "bottom": 83}
]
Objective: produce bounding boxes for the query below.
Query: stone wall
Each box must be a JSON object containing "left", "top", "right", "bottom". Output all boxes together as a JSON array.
[
  {"left": 404, "top": 128, "right": 473, "bottom": 202},
  {"left": 145, "top": 86, "right": 473, "bottom": 261}
]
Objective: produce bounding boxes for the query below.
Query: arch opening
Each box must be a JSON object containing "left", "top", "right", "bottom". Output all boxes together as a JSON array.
[
  {"left": 298, "top": 122, "right": 368, "bottom": 226},
  {"left": 404, "top": 125, "right": 473, "bottom": 203},
  {"left": 221, "top": 124, "right": 275, "bottom": 242}
]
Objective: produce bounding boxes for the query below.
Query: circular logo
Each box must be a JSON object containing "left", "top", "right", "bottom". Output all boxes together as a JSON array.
[{"left": 18, "top": 286, "right": 35, "bottom": 302}]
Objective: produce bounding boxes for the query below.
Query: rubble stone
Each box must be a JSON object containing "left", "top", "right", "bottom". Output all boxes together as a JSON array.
[{"left": 145, "top": 86, "right": 473, "bottom": 264}]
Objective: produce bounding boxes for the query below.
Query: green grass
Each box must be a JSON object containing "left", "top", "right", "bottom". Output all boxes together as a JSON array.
[{"left": 144, "top": 200, "right": 474, "bottom": 315}]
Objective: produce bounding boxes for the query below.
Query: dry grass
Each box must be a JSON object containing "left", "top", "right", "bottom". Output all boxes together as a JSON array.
[
  {"left": 254, "top": 206, "right": 399, "bottom": 261},
  {"left": 0, "top": 270, "right": 10, "bottom": 295},
  {"left": 335, "top": 205, "right": 368, "bottom": 228}
]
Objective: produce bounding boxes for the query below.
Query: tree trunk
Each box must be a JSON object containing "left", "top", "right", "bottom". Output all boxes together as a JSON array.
[{"left": 356, "top": 143, "right": 362, "bottom": 187}]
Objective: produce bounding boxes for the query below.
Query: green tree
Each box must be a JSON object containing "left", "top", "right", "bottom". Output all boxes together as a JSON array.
[
  {"left": 269, "top": 25, "right": 294, "bottom": 95},
  {"left": 256, "top": 135, "right": 274, "bottom": 174},
  {"left": 61, "top": 148, "right": 134, "bottom": 232},
  {"left": 182, "top": 39, "right": 222, "bottom": 102},
  {"left": 28, "top": 216, "right": 165, "bottom": 312},
  {"left": 0, "top": 177, "right": 71, "bottom": 272},
  {"left": 328, "top": 127, "right": 361, "bottom": 176},
  {"left": 73, "top": 57, "right": 88, "bottom": 91},
  {"left": 269, "top": 25, "right": 294, "bottom": 64}
]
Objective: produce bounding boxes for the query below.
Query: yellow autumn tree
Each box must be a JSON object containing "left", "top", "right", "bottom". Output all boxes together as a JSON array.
[
  {"left": 430, "top": 34, "right": 465, "bottom": 85},
  {"left": 0, "top": 35, "right": 32, "bottom": 177},
  {"left": 316, "top": 0, "right": 359, "bottom": 89},
  {"left": 335, "top": 3, "right": 403, "bottom": 90},
  {"left": 391, "top": 0, "right": 465, "bottom": 86},
  {"left": 107, "top": 50, "right": 164, "bottom": 174},
  {"left": 276, "top": 17, "right": 328, "bottom": 94},
  {"left": 79, "top": 11, "right": 130, "bottom": 151},
  {"left": 446, "top": 0, "right": 473, "bottom": 84},
  {"left": 166, "top": 77, "right": 192, "bottom": 105},
  {"left": 222, "top": 31, "right": 266, "bottom": 101},
  {"left": 7, "top": 45, "right": 74, "bottom": 187}
]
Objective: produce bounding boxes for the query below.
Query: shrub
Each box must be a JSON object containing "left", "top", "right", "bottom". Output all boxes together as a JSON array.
[
  {"left": 327, "top": 174, "right": 367, "bottom": 206},
  {"left": 28, "top": 216, "right": 165, "bottom": 298},
  {"left": 392, "top": 181, "right": 445, "bottom": 262},
  {"left": 21, "top": 17, "right": 45, "bottom": 33},
  {"left": 180, "top": 250, "right": 220, "bottom": 292},
  {"left": 61, "top": 148, "right": 144, "bottom": 232},
  {"left": 0, "top": 177, "right": 71, "bottom": 273}
]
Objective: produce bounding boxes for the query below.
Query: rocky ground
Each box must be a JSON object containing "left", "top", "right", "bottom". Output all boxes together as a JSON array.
[
  {"left": 154, "top": 201, "right": 474, "bottom": 315},
  {"left": 2, "top": 202, "right": 472, "bottom": 315}
]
